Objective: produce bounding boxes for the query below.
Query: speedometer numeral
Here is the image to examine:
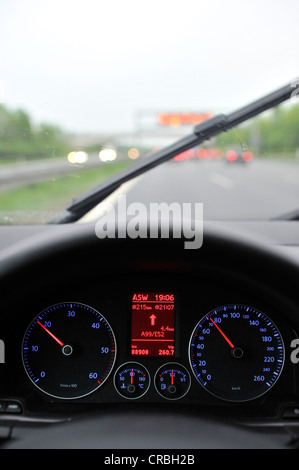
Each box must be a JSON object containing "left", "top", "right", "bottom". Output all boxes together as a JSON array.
[
  {"left": 22, "top": 302, "right": 116, "bottom": 400},
  {"left": 189, "top": 304, "right": 285, "bottom": 402}
]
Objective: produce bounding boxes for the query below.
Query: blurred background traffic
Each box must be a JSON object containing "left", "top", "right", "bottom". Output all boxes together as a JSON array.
[{"left": 0, "top": 0, "right": 298, "bottom": 223}]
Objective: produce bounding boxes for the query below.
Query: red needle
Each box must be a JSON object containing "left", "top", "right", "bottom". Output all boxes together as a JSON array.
[
  {"left": 37, "top": 321, "right": 64, "bottom": 347},
  {"left": 209, "top": 317, "right": 234, "bottom": 349},
  {"left": 131, "top": 370, "right": 134, "bottom": 384},
  {"left": 171, "top": 370, "right": 174, "bottom": 385}
]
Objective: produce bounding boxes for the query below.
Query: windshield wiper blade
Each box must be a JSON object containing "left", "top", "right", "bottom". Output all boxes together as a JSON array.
[
  {"left": 52, "top": 81, "right": 295, "bottom": 224},
  {"left": 272, "top": 208, "right": 299, "bottom": 221}
]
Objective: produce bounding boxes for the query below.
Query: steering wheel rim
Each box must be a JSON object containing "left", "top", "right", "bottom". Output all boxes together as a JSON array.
[{"left": 0, "top": 221, "right": 298, "bottom": 449}]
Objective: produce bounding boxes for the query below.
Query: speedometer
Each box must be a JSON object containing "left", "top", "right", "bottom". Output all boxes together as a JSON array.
[{"left": 189, "top": 304, "right": 284, "bottom": 402}]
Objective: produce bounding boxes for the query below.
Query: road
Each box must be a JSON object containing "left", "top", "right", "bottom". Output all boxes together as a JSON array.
[
  {"left": 1, "top": 155, "right": 299, "bottom": 220},
  {"left": 121, "top": 159, "right": 299, "bottom": 220}
]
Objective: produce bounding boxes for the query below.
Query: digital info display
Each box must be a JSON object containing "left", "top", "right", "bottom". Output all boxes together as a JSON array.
[{"left": 131, "top": 292, "right": 175, "bottom": 357}]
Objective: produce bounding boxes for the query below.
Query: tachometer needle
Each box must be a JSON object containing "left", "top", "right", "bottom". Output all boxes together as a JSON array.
[
  {"left": 37, "top": 321, "right": 64, "bottom": 347},
  {"left": 209, "top": 317, "right": 234, "bottom": 349}
]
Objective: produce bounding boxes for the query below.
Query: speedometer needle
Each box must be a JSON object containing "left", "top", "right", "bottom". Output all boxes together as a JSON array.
[
  {"left": 37, "top": 321, "right": 64, "bottom": 347},
  {"left": 209, "top": 318, "right": 234, "bottom": 349}
]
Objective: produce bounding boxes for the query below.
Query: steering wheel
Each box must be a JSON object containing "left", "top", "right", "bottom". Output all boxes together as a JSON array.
[{"left": 0, "top": 222, "right": 298, "bottom": 449}]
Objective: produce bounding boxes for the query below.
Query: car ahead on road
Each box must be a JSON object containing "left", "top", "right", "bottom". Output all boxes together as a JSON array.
[
  {"left": 225, "top": 147, "right": 254, "bottom": 163},
  {"left": 1, "top": 82, "right": 299, "bottom": 453}
]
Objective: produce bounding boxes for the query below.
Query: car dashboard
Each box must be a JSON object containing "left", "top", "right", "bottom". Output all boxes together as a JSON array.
[{"left": 1, "top": 221, "right": 299, "bottom": 448}]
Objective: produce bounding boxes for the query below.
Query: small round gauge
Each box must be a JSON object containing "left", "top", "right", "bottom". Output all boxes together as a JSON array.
[
  {"left": 114, "top": 362, "right": 150, "bottom": 399},
  {"left": 154, "top": 363, "right": 191, "bottom": 400},
  {"left": 22, "top": 302, "right": 116, "bottom": 399},
  {"left": 189, "top": 304, "right": 285, "bottom": 402}
]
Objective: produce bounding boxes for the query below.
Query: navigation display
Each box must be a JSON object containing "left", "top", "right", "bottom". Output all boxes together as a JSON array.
[{"left": 131, "top": 292, "right": 175, "bottom": 357}]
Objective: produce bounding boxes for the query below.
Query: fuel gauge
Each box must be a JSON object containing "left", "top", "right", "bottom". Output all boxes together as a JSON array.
[
  {"left": 114, "top": 362, "right": 150, "bottom": 399},
  {"left": 155, "top": 363, "right": 191, "bottom": 400}
]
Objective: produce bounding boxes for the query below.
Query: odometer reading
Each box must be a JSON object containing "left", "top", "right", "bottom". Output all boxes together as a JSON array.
[
  {"left": 22, "top": 302, "right": 116, "bottom": 399},
  {"left": 131, "top": 292, "right": 175, "bottom": 357},
  {"left": 189, "top": 304, "right": 284, "bottom": 402}
]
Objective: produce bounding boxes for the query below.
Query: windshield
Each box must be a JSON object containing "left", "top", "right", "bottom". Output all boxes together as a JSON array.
[{"left": 0, "top": 1, "right": 298, "bottom": 224}]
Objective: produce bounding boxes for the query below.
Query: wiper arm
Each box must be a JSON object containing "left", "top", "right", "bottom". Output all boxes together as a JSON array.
[
  {"left": 272, "top": 208, "right": 299, "bottom": 221},
  {"left": 52, "top": 81, "right": 295, "bottom": 223}
]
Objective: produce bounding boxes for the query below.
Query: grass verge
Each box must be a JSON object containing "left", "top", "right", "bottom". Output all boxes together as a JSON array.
[{"left": 0, "top": 161, "right": 130, "bottom": 223}]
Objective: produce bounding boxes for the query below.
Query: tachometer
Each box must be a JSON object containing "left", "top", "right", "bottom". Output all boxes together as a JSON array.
[
  {"left": 189, "top": 304, "right": 284, "bottom": 402},
  {"left": 22, "top": 302, "right": 116, "bottom": 399}
]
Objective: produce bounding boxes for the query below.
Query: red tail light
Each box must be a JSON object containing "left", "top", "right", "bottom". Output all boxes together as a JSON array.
[
  {"left": 196, "top": 148, "right": 207, "bottom": 159},
  {"left": 226, "top": 150, "right": 238, "bottom": 162},
  {"left": 242, "top": 151, "right": 254, "bottom": 162}
]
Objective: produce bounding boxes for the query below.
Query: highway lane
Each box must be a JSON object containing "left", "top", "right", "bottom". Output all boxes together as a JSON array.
[
  {"left": 1, "top": 155, "right": 299, "bottom": 222},
  {"left": 122, "top": 159, "right": 299, "bottom": 220}
]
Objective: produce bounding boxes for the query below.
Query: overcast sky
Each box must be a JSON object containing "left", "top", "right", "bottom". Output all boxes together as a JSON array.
[{"left": 0, "top": 0, "right": 298, "bottom": 133}]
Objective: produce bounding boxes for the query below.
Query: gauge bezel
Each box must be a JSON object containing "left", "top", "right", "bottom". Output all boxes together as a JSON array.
[
  {"left": 113, "top": 361, "right": 151, "bottom": 400},
  {"left": 154, "top": 362, "right": 191, "bottom": 400},
  {"left": 188, "top": 304, "right": 285, "bottom": 402},
  {"left": 22, "top": 301, "right": 117, "bottom": 400}
]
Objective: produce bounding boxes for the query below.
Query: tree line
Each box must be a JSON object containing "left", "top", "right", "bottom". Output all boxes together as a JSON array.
[
  {"left": 1, "top": 101, "right": 299, "bottom": 162},
  {"left": 0, "top": 104, "right": 70, "bottom": 161},
  {"left": 215, "top": 102, "right": 299, "bottom": 157}
]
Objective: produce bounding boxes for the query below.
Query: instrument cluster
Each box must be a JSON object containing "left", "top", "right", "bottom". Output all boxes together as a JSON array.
[{"left": 12, "top": 284, "right": 295, "bottom": 415}]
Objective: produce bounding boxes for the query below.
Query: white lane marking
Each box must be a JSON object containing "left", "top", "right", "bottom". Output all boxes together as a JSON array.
[
  {"left": 78, "top": 177, "right": 140, "bottom": 223},
  {"left": 209, "top": 172, "right": 234, "bottom": 190}
]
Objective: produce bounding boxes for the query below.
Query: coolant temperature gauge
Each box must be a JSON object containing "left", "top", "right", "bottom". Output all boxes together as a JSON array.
[
  {"left": 114, "top": 362, "right": 150, "bottom": 399},
  {"left": 154, "top": 363, "right": 191, "bottom": 400}
]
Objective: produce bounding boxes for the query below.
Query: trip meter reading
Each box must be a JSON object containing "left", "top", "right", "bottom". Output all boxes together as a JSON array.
[
  {"left": 131, "top": 292, "right": 175, "bottom": 357},
  {"left": 22, "top": 302, "right": 116, "bottom": 399},
  {"left": 189, "top": 304, "right": 285, "bottom": 402}
]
